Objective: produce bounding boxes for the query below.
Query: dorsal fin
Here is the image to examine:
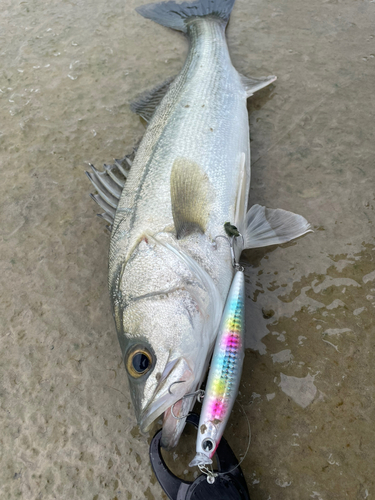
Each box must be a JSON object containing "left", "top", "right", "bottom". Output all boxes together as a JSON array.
[
  {"left": 239, "top": 73, "right": 277, "bottom": 98},
  {"left": 170, "top": 158, "right": 212, "bottom": 239},
  {"left": 86, "top": 154, "right": 133, "bottom": 231},
  {"left": 130, "top": 76, "right": 175, "bottom": 122}
]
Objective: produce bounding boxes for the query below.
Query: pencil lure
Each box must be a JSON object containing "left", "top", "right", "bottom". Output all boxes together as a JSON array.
[{"left": 189, "top": 269, "right": 245, "bottom": 467}]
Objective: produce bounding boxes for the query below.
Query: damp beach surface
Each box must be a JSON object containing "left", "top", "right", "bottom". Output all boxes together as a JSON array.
[{"left": 1, "top": 0, "right": 374, "bottom": 499}]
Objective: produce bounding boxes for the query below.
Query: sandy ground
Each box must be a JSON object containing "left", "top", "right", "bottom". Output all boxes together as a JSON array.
[{"left": 1, "top": 0, "right": 374, "bottom": 498}]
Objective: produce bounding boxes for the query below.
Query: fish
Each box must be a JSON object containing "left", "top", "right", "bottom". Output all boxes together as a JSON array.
[
  {"left": 189, "top": 268, "right": 246, "bottom": 467},
  {"left": 87, "top": 0, "right": 311, "bottom": 449}
]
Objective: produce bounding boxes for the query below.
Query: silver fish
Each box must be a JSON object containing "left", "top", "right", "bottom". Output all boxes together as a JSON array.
[{"left": 88, "top": 0, "right": 311, "bottom": 449}]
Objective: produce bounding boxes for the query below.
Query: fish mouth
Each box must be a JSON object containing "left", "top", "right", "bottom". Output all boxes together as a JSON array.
[
  {"left": 161, "top": 395, "right": 197, "bottom": 449},
  {"left": 138, "top": 356, "right": 194, "bottom": 437}
]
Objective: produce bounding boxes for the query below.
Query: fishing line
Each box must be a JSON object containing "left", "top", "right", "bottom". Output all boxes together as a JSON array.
[
  {"left": 220, "top": 397, "right": 251, "bottom": 476},
  {"left": 169, "top": 382, "right": 251, "bottom": 482},
  {"left": 195, "top": 397, "right": 251, "bottom": 482}
]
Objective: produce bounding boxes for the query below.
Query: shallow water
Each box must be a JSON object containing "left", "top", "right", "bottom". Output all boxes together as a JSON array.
[{"left": 1, "top": 0, "right": 374, "bottom": 499}]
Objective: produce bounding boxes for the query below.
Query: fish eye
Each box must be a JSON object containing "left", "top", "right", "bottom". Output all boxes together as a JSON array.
[{"left": 126, "top": 346, "right": 153, "bottom": 378}]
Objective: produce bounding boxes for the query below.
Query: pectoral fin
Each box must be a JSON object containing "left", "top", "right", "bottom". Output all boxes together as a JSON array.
[
  {"left": 240, "top": 73, "right": 277, "bottom": 98},
  {"left": 243, "top": 204, "right": 312, "bottom": 249},
  {"left": 170, "top": 158, "right": 211, "bottom": 239}
]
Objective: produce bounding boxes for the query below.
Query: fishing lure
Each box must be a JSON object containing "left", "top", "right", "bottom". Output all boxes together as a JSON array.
[{"left": 189, "top": 268, "right": 245, "bottom": 468}]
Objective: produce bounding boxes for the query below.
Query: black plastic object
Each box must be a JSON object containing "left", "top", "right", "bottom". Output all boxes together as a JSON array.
[{"left": 149, "top": 413, "right": 250, "bottom": 500}]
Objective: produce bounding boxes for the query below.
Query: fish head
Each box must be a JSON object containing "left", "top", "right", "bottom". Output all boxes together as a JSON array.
[
  {"left": 120, "top": 290, "right": 212, "bottom": 448},
  {"left": 112, "top": 234, "right": 223, "bottom": 448}
]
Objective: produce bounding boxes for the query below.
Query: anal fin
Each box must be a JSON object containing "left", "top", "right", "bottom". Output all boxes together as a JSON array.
[
  {"left": 240, "top": 73, "right": 277, "bottom": 98},
  {"left": 243, "top": 204, "right": 312, "bottom": 249},
  {"left": 170, "top": 158, "right": 212, "bottom": 240}
]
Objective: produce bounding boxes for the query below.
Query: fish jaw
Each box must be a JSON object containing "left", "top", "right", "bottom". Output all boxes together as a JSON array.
[
  {"left": 137, "top": 356, "right": 194, "bottom": 434},
  {"left": 161, "top": 396, "right": 194, "bottom": 450}
]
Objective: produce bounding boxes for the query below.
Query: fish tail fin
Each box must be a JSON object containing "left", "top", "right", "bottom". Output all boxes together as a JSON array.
[{"left": 135, "top": 0, "right": 236, "bottom": 33}]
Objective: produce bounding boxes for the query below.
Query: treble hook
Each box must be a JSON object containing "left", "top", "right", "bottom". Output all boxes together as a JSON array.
[
  {"left": 212, "top": 234, "right": 230, "bottom": 249},
  {"left": 213, "top": 223, "right": 244, "bottom": 271},
  {"left": 230, "top": 235, "right": 245, "bottom": 272},
  {"left": 168, "top": 384, "right": 205, "bottom": 420},
  {"left": 168, "top": 380, "right": 186, "bottom": 395}
]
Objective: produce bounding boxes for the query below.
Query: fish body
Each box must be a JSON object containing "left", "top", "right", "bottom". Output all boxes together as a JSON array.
[
  {"left": 110, "top": 18, "right": 250, "bottom": 296},
  {"left": 87, "top": 0, "right": 311, "bottom": 449},
  {"left": 110, "top": 6, "right": 249, "bottom": 446},
  {"left": 189, "top": 269, "right": 245, "bottom": 467}
]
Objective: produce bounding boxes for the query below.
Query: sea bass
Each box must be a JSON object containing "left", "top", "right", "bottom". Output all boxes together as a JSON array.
[{"left": 87, "top": 0, "right": 311, "bottom": 449}]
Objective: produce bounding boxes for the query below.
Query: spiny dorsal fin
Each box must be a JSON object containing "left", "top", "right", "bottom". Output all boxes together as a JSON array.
[
  {"left": 239, "top": 73, "right": 277, "bottom": 98},
  {"left": 170, "top": 158, "right": 212, "bottom": 239},
  {"left": 87, "top": 153, "right": 133, "bottom": 230},
  {"left": 130, "top": 76, "right": 175, "bottom": 122}
]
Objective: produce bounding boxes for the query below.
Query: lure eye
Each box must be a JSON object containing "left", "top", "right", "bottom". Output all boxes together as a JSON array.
[
  {"left": 126, "top": 346, "right": 153, "bottom": 378},
  {"left": 202, "top": 438, "right": 215, "bottom": 452}
]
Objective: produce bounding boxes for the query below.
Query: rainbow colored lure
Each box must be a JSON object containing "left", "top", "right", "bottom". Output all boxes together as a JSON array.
[{"left": 189, "top": 269, "right": 245, "bottom": 467}]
